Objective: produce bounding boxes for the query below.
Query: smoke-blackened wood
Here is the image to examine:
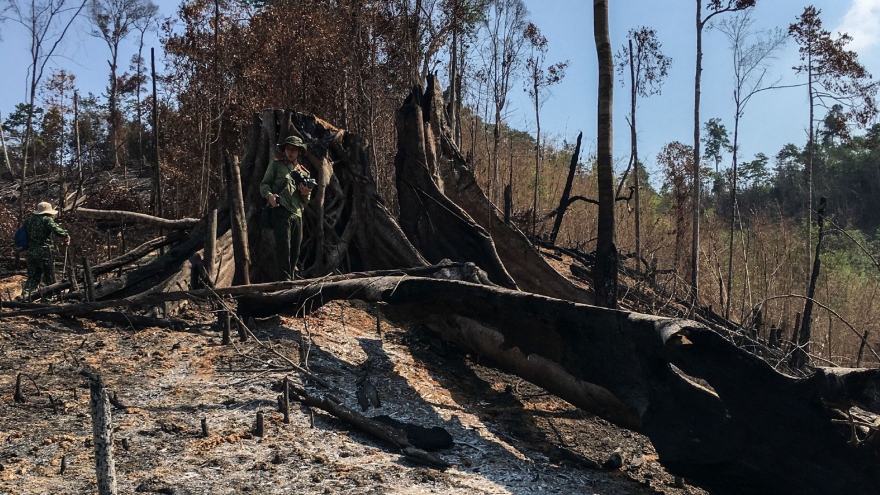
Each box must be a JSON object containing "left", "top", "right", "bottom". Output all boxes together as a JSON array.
[
  {"left": 76, "top": 208, "right": 198, "bottom": 230},
  {"left": 289, "top": 384, "right": 450, "bottom": 469},
  {"left": 550, "top": 132, "right": 583, "bottom": 245},
  {"left": 395, "top": 85, "right": 516, "bottom": 289},
  {"left": 226, "top": 156, "right": 250, "bottom": 285},
  {"left": 83, "top": 257, "right": 96, "bottom": 303},
  {"left": 238, "top": 274, "right": 880, "bottom": 495},
  {"left": 39, "top": 235, "right": 182, "bottom": 296},
  {"left": 422, "top": 76, "right": 593, "bottom": 303},
  {"left": 81, "top": 372, "right": 118, "bottom": 495},
  {"left": 204, "top": 208, "right": 218, "bottom": 285}
]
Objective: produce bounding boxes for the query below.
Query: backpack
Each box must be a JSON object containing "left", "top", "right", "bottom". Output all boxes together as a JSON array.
[{"left": 13, "top": 225, "right": 28, "bottom": 252}]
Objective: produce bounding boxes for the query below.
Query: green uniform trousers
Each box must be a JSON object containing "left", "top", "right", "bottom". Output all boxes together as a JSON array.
[
  {"left": 23, "top": 247, "right": 56, "bottom": 296},
  {"left": 272, "top": 206, "right": 303, "bottom": 281}
]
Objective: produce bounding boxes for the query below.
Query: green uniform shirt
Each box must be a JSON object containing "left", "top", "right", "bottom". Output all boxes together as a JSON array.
[
  {"left": 259, "top": 158, "right": 312, "bottom": 217},
  {"left": 24, "top": 214, "right": 68, "bottom": 249}
]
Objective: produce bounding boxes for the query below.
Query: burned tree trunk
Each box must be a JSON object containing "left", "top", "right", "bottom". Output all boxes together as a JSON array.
[
  {"left": 549, "top": 132, "right": 583, "bottom": 245},
  {"left": 420, "top": 76, "right": 593, "bottom": 303},
  {"left": 238, "top": 274, "right": 880, "bottom": 495},
  {"left": 395, "top": 85, "right": 517, "bottom": 289}
]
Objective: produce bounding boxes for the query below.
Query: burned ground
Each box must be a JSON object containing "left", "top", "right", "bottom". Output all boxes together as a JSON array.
[{"left": 0, "top": 278, "right": 706, "bottom": 495}]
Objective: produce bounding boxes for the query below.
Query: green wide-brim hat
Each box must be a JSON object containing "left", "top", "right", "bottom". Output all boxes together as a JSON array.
[{"left": 277, "top": 135, "right": 308, "bottom": 153}]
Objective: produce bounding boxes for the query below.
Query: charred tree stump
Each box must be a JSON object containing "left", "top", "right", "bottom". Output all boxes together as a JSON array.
[
  {"left": 421, "top": 76, "right": 593, "bottom": 303},
  {"left": 81, "top": 372, "right": 117, "bottom": 495},
  {"left": 395, "top": 85, "right": 516, "bottom": 289}
]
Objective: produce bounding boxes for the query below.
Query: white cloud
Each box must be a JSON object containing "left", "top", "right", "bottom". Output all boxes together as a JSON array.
[{"left": 837, "top": 0, "right": 880, "bottom": 52}]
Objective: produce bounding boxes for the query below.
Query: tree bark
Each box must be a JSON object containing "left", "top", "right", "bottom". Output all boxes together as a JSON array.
[
  {"left": 593, "top": 0, "right": 617, "bottom": 309},
  {"left": 792, "top": 196, "right": 826, "bottom": 368},
  {"left": 549, "top": 132, "right": 583, "bottom": 245},
  {"left": 83, "top": 372, "right": 118, "bottom": 495},
  {"left": 225, "top": 155, "right": 250, "bottom": 284},
  {"left": 75, "top": 208, "right": 200, "bottom": 230},
  {"left": 237, "top": 274, "right": 880, "bottom": 495},
  {"left": 692, "top": 1, "right": 704, "bottom": 305}
]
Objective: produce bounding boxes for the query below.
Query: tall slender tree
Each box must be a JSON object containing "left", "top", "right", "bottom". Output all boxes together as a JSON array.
[
  {"left": 789, "top": 6, "right": 876, "bottom": 285},
  {"left": 616, "top": 27, "right": 671, "bottom": 273},
  {"left": 88, "top": 0, "right": 158, "bottom": 172},
  {"left": 525, "top": 22, "right": 568, "bottom": 238},
  {"left": 480, "top": 0, "right": 528, "bottom": 204},
  {"left": 8, "top": 0, "right": 87, "bottom": 221},
  {"left": 691, "top": 0, "right": 755, "bottom": 305},
  {"left": 718, "top": 11, "right": 786, "bottom": 319},
  {"left": 593, "top": 0, "right": 616, "bottom": 309}
]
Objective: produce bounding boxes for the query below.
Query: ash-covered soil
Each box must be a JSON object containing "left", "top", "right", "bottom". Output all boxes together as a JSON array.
[{"left": 0, "top": 277, "right": 707, "bottom": 495}]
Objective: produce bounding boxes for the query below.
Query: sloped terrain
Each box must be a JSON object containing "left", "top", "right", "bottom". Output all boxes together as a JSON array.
[{"left": 0, "top": 277, "right": 706, "bottom": 495}]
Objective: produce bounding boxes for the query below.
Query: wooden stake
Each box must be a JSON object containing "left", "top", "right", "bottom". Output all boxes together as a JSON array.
[
  {"left": 83, "top": 372, "right": 118, "bottom": 495},
  {"left": 237, "top": 317, "right": 247, "bottom": 343},
  {"left": 82, "top": 257, "right": 96, "bottom": 303},
  {"left": 204, "top": 207, "right": 218, "bottom": 286},
  {"left": 13, "top": 373, "right": 25, "bottom": 403},
  {"left": 226, "top": 155, "right": 250, "bottom": 285},
  {"left": 282, "top": 377, "right": 290, "bottom": 424},
  {"left": 221, "top": 310, "right": 231, "bottom": 345},
  {"left": 255, "top": 412, "right": 265, "bottom": 437}
]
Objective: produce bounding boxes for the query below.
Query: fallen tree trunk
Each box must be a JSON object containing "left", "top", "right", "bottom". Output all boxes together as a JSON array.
[
  {"left": 35, "top": 234, "right": 183, "bottom": 297},
  {"left": 75, "top": 208, "right": 200, "bottom": 230},
  {"left": 0, "top": 263, "right": 487, "bottom": 318},
  {"left": 236, "top": 275, "right": 880, "bottom": 495},
  {"left": 289, "top": 384, "right": 450, "bottom": 469}
]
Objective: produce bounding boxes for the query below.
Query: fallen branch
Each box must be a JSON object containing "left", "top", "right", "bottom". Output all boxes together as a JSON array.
[
  {"left": 75, "top": 208, "right": 200, "bottom": 231},
  {"left": 288, "top": 384, "right": 450, "bottom": 469},
  {"left": 31, "top": 234, "right": 183, "bottom": 298}
]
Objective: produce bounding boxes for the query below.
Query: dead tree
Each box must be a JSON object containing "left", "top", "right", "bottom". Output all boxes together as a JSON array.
[{"left": 237, "top": 273, "right": 880, "bottom": 495}]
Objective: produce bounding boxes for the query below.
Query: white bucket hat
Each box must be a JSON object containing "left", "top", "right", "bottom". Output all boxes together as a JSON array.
[{"left": 33, "top": 202, "right": 58, "bottom": 215}]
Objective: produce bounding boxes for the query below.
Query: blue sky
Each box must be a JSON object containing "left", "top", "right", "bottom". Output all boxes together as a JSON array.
[{"left": 2, "top": 0, "right": 878, "bottom": 180}]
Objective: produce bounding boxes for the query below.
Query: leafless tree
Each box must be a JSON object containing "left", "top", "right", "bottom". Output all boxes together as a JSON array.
[
  {"left": 717, "top": 11, "right": 785, "bottom": 319},
  {"left": 616, "top": 26, "right": 671, "bottom": 273},
  {"left": 594, "top": 0, "right": 616, "bottom": 308},
  {"left": 478, "top": 0, "right": 527, "bottom": 204},
  {"left": 87, "top": 0, "right": 158, "bottom": 173},
  {"left": 7, "top": 0, "right": 87, "bottom": 220},
  {"left": 524, "top": 22, "right": 567, "bottom": 239},
  {"left": 691, "top": 0, "right": 755, "bottom": 305}
]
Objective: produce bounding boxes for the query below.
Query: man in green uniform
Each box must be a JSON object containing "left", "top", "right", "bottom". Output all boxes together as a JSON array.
[
  {"left": 260, "top": 135, "right": 314, "bottom": 280},
  {"left": 22, "top": 201, "right": 70, "bottom": 297}
]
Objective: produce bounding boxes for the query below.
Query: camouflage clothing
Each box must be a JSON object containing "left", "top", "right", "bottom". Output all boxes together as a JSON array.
[
  {"left": 22, "top": 214, "right": 68, "bottom": 296},
  {"left": 260, "top": 157, "right": 312, "bottom": 280},
  {"left": 259, "top": 158, "right": 312, "bottom": 218}
]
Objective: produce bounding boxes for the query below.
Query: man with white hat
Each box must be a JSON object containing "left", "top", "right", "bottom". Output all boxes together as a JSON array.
[{"left": 21, "top": 201, "right": 70, "bottom": 297}]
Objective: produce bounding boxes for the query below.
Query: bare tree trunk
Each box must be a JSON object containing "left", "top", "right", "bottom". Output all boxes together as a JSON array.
[
  {"left": 0, "top": 111, "right": 12, "bottom": 179},
  {"left": 84, "top": 372, "right": 117, "bottom": 495},
  {"left": 594, "top": 0, "right": 617, "bottom": 309},
  {"left": 628, "top": 39, "right": 642, "bottom": 273},
  {"left": 549, "top": 132, "right": 583, "bottom": 245},
  {"left": 151, "top": 48, "right": 163, "bottom": 219},
  {"left": 792, "top": 196, "right": 826, "bottom": 368},
  {"left": 226, "top": 155, "right": 250, "bottom": 285},
  {"left": 692, "top": 1, "right": 704, "bottom": 305},
  {"left": 726, "top": 103, "right": 741, "bottom": 319}
]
